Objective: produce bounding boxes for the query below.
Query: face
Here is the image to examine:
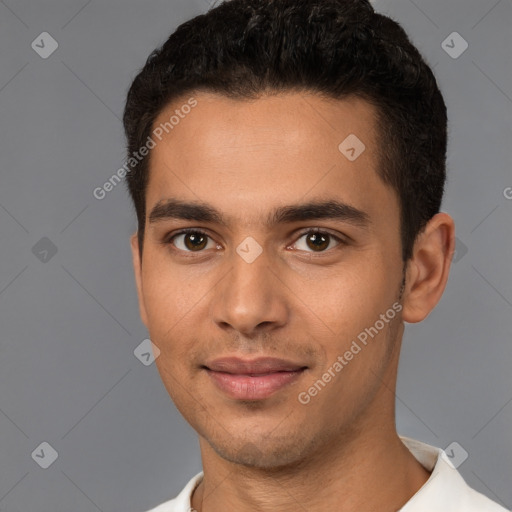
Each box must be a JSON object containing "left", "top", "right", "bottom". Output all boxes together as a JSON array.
[{"left": 132, "top": 91, "right": 408, "bottom": 468}]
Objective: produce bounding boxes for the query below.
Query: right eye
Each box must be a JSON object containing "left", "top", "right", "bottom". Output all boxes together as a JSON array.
[{"left": 165, "top": 229, "right": 218, "bottom": 252}]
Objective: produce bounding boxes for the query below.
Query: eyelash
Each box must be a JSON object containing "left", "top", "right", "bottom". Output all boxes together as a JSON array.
[{"left": 163, "top": 227, "right": 347, "bottom": 255}]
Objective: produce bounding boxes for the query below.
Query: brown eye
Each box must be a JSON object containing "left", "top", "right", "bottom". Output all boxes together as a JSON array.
[
  {"left": 305, "top": 232, "right": 329, "bottom": 251},
  {"left": 169, "top": 230, "right": 214, "bottom": 252},
  {"left": 293, "top": 230, "right": 342, "bottom": 253},
  {"left": 183, "top": 232, "right": 208, "bottom": 251}
]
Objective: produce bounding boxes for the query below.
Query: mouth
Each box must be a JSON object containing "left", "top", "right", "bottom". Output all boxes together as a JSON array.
[{"left": 203, "top": 357, "right": 308, "bottom": 400}]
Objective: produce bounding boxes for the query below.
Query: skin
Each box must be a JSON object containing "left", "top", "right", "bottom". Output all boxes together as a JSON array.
[{"left": 130, "top": 91, "right": 455, "bottom": 512}]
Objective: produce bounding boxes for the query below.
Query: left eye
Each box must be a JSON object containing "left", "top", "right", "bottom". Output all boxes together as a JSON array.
[{"left": 292, "top": 230, "right": 342, "bottom": 252}]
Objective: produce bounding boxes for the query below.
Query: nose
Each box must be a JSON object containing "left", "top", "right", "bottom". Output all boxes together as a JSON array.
[{"left": 211, "top": 246, "right": 289, "bottom": 337}]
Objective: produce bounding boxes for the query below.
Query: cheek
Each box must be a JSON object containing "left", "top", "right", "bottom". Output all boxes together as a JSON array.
[
  {"left": 143, "top": 269, "right": 197, "bottom": 399},
  {"left": 141, "top": 264, "right": 187, "bottom": 351},
  {"left": 140, "top": 256, "right": 214, "bottom": 367},
  {"left": 142, "top": 251, "right": 196, "bottom": 319},
  {"left": 299, "top": 259, "right": 396, "bottom": 339}
]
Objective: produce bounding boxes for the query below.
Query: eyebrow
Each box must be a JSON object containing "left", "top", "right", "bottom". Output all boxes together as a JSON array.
[{"left": 148, "top": 198, "right": 370, "bottom": 229}]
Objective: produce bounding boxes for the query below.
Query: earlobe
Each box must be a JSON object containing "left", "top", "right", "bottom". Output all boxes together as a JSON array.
[
  {"left": 130, "top": 232, "right": 149, "bottom": 327},
  {"left": 401, "top": 213, "right": 455, "bottom": 323}
]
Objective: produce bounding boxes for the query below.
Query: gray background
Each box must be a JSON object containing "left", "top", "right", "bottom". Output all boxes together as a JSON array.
[{"left": 0, "top": 0, "right": 510, "bottom": 510}]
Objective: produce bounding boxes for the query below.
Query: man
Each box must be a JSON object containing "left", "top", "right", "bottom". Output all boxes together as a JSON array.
[{"left": 123, "top": 0, "right": 508, "bottom": 510}]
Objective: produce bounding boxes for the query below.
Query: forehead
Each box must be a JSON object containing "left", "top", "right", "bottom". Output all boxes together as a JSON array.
[
  {"left": 145, "top": 91, "right": 396, "bottom": 227},
  {"left": 151, "top": 91, "right": 378, "bottom": 164}
]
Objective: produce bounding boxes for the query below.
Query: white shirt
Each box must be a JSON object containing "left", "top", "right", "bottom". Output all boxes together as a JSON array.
[{"left": 144, "top": 436, "right": 509, "bottom": 511}]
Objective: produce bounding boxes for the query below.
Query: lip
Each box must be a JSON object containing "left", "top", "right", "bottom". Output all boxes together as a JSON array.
[
  {"left": 204, "top": 356, "right": 306, "bottom": 374},
  {"left": 203, "top": 357, "right": 308, "bottom": 400}
]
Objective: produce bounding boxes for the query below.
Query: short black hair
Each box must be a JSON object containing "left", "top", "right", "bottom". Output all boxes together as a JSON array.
[{"left": 123, "top": 0, "right": 447, "bottom": 262}]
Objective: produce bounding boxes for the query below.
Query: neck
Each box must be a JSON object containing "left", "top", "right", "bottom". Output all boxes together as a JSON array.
[{"left": 192, "top": 423, "right": 430, "bottom": 512}]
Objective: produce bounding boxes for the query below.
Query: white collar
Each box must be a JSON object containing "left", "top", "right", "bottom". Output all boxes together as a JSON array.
[{"left": 163, "top": 435, "right": 506, "bottom": 512}]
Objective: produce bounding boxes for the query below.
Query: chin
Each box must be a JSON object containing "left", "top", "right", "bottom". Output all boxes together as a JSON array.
[{"left": 205, "top": 428, "right": 314, "bottom": 470}]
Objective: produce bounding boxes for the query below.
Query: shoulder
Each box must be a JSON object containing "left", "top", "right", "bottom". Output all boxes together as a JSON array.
[
  {"left": 399, "top": 436, "right": 508, "bottom": 512},
  {"left": 142, "top": 472, "right": 203, "bottom": 512},
  {"left": 453, "top": 475, "right": 509, "bottom": 512}
]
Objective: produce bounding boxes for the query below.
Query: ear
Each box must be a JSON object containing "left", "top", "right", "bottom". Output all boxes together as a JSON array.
[
  {"left": 130, "top": 232, "right": 149, "bottom": 328},
  {"left": 402, "top": 212, "right": 455, "bottom": 323}
]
